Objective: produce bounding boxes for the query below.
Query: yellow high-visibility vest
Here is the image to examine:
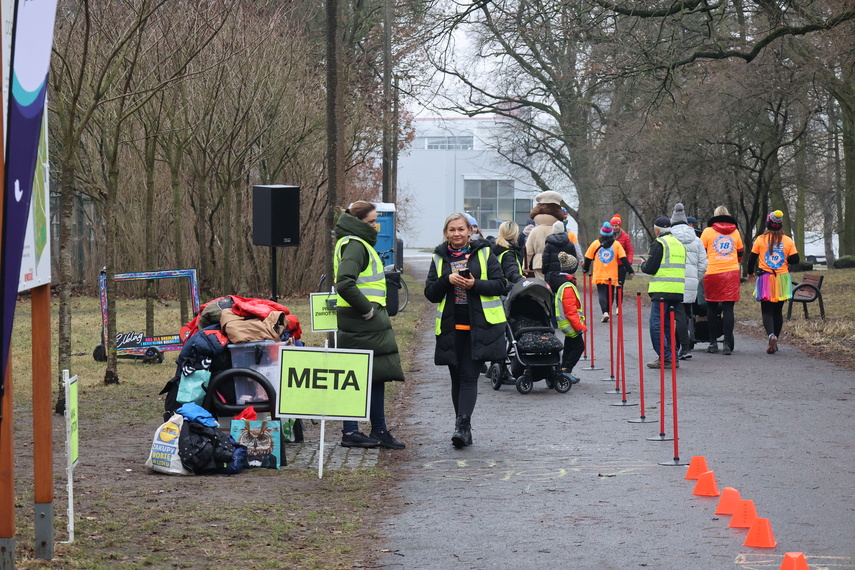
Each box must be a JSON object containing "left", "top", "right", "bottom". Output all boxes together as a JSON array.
[
  {"left": 334, "top": 235, "right": 386, "bottom": 307},
  {"left": 648, "top": 233, "right": 686, "bottom": 296},
  {"left": 433, "top": 248, "right": 506, "bottom": 335},
  {"left": 554, "top": 281, "right": 583, "bottom": 338}
]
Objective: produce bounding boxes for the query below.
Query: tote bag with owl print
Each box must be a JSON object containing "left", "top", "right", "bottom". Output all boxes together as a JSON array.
[{"left": 229, "top": 419, "right": 282, "bottom": 469}]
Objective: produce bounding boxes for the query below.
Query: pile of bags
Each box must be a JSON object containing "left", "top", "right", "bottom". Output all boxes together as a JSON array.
[{"left": 160, "top": 295, "right": 302, "bottom": 420}]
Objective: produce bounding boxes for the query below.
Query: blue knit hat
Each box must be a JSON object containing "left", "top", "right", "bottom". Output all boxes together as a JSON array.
[
  {"left": 465, "top": 213, "right": 478, "bottom": 227},
  {"left": 599, "top": 222, "right": 614, "bottom": 237}
]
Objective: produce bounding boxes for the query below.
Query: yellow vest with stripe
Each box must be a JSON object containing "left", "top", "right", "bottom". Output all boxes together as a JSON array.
[
  {"left": 334, "top": 235, "right": 386, "bottom": 307},
  {"left": 554, "top": 281, "right": 583, "bottom": 338},
  {"left": 433, "top": 248, "right": 506, "bottom": 335},
  {"left": 498, "top": 248, "right": 523, "bottom": 277},
  {"left": 648, "top": 233, "right": 686, "bottom": 296}
]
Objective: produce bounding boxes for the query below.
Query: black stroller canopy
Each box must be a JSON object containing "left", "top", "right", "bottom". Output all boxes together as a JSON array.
[{"left": 505, "top": 278, "right": 555, "bottom": 320}]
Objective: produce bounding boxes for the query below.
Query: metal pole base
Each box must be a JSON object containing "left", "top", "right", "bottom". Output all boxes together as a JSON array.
[
  {"left": 582, "top": 365, "right": 603, "bottom": 371},
  {"left": 600, "top": 375, "right": 614, "bottom": 382},
  {"left": 659, "top": 458, "right": 690, "bottom": 466},
  {"left": 610, "top": 401, "right": 638, "bottom": 407},
  {"left": 604, "top": 388, "right": 631, "bottom": 395},
  {"left": 35, "top": 503, "right": 54, "bottom": 560},
  {"left": 0, "top": 538, "right": 15, "bottom": 570},
  {"left": 646, "top": 433, "right": 673, "bottom": 442},
  {"left": 628, "top": 417, "right": 656, "bottom": 423}
]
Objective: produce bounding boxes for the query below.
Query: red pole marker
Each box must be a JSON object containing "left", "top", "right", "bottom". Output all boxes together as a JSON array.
[
  {"left": 659, "top": 307, "right": 687, "bottom": 465},
  {"left": 611, "top": 287, "right": 636, "bottom": 406},
  {"left": 628, "top": 293, "right": 649, "bottom": 421},
  {"left": 581, "top": 272, "right": 588, "bottom": 360},
  {"left": 602, "top": 279, "right": 615, "bottom": 382},
  {"left": 582, "top": 273, "right": 602, "bottom": 371},
  {"left": 648, "top": 301, "right": 672, "bottom": 441}
]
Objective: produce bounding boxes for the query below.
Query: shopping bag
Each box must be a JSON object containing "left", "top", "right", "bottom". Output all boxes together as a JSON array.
[
  {"left": 145, "top": 413, "right": 191, "bottom": 475},
  {"left": 229, "top": 419, "right": 282, "bottom": 469}
]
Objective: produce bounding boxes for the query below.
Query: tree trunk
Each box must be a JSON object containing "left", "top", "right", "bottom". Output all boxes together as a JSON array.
[
  {"left": 171, "top": 158, "right": 189, "bottom": 322},
  {"left": 840, "top": 101, "right": 855, "bottom": 257},
  {"left": 56, "top": 148, "right": 76, "bottom": 407},
  {"left": 144, "top": 132, "right": 157, "bottom": 336},
  {"left": 104, "top": 151, "right": 120, "bottom": 385}
]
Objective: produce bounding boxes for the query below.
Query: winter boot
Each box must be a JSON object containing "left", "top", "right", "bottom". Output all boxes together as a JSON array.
[
  {"left": 452, "top": 416, "right": 471, "bottom": 449},
  {"left": 460, "top": 416, "right": 472, "bottom": 446}
]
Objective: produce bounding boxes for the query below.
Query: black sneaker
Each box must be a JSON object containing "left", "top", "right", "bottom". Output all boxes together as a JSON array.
[
  {"left": 678, "top": 348, "right": 693, "bottom": 360},
  {"left": 341, "top": 431, "right": 380, "bottom": 448},
  {"left": 369, "top": 429, "right": 405, "bottom": 450}
]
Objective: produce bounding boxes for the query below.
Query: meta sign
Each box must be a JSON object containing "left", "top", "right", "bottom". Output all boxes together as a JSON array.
[{"left": 276, "top": 346, "right": 373, "bottom": 421}]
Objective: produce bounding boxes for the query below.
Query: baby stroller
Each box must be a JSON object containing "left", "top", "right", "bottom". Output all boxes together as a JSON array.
[{"left": 487, "top": 278, "right": 573, "bottom": 394}]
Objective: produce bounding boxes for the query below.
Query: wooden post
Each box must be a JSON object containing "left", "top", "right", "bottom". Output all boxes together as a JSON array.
[{"left": 32, "top": 284, "right": 53, "bottom": 558}]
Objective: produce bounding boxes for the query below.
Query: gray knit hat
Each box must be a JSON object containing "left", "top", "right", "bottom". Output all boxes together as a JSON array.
[{"left": 671, "top": 203, "right": 688, "bottom": 225}]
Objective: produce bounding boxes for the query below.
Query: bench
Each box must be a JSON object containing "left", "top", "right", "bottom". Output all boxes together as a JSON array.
[{"left": 787, "top": 273, "right": 825, "bottom": 320}]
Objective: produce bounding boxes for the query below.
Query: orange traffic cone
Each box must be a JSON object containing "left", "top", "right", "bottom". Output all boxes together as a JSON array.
[
  {"left": 779, "top": 552, "right": 809, "bottom": 570},
  {"left": 728, "top": 499, "right": 758, "bottom": 528},
  {"left": 715, "top": 487, "right": 741, "bottom": 515},
  {"left": 685, "top": 456, "right": 709, "bottom": 480},
  {"left": 692, "top": 470, "right": 720, "bottom": 497},
  {"left": 744, "top": 517, "right": 777, "bottom": 548}
]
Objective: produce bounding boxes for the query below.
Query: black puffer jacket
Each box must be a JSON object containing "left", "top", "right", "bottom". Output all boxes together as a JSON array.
[
  {"left": 491, "top": 242, "right": 525, "bottom": 291},
  {"left": 424, "top": 240, "right": 508, "bottom": 366}
]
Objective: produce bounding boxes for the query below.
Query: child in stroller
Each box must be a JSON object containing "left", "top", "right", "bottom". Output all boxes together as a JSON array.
[{"left": 487, "top": 278, "right": 574, "bottom": 394}]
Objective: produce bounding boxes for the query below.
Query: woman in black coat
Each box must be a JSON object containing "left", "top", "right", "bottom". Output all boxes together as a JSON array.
[
  {"left": 425, "top": 213, "right": 508, "bottom": 448},
  {"left": 491, "top": 220, "right": 525, "bottom": 293}
]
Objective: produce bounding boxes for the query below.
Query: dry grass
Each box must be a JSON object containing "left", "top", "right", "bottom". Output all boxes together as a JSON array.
[
  {"left": 8, "top": 274, "right": 427, "bottom": 569},
  {"left": 734, "top": 268, "right": 855, "bottom": 368}
]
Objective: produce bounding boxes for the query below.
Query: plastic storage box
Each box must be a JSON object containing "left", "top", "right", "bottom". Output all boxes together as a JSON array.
[{"left": 228, "top": 341, "right": 288, "bottom": 404}]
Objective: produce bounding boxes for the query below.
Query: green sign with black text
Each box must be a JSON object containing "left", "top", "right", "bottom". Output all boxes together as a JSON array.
[
  {"left": 276, "top": 346, "right": 372, "bottom": 420},
  {"left": 309, "top": 292, "right": 338, "bottom": 332},
  {"left": 68, "top": 375, "right": 79, "bottom": 466}
]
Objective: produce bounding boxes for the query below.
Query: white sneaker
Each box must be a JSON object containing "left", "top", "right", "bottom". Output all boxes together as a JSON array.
[{"left": 602, "top": 312, "right": 609, "bottom": 323}]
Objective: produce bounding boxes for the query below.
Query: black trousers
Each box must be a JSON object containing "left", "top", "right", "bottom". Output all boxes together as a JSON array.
[
  {"left": 760, "top": 301, "right": 784, "bottom": 337},
  {"left": 707, "top": 300, "right": 735, "bottom": 349},
  {"left": 448, "top": 330, "right": 482, "bottom": 417},
  {"left": 561, "top": 334, "right": 585, "bottom": 371}
]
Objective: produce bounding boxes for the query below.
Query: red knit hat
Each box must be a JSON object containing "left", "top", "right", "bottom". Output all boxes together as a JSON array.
[{"left": 610, "top": 214, "right": 622, "bottom": 226}]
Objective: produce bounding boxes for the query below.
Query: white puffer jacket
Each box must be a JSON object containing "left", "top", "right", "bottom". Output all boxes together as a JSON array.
[{"left": 670, "top": 222, "right": 707, "bottom": 303}]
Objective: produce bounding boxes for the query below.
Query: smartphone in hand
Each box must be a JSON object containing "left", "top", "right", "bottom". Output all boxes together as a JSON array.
[{"left": 459, "top": 269, "right": 471, "bottom": 279}]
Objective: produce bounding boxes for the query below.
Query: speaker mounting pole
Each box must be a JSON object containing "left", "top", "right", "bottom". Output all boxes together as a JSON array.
[{"left": 270, "top": 246, "right": 278, "bottom": 302}]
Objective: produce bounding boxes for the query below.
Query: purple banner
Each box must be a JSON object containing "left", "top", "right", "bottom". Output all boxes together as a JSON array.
[{"left": 1, "top": 0, "right": 59, "bottom": 399}]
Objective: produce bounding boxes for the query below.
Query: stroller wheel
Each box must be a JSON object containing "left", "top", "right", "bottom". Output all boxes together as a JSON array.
[
  {"left": 555, "top": 373, "right": 572, "bottom": 393},
  {"left": 488, "top": 362, "right": 504, "bottom": 391},
  {"left": 516, "top": 373, "right": 533, "bottom": 394}
]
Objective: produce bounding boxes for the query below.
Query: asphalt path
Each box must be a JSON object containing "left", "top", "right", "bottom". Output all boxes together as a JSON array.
[{"left": 377, "top": 249, "right": 855, "bottom": 569}]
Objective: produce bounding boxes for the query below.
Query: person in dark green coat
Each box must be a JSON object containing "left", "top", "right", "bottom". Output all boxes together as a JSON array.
[{"left": 334, "top": 201, "right": 405, "bottom": 450}]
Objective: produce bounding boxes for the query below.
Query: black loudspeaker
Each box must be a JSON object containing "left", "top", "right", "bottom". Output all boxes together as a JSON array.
[{"left": 252, "top": 185, "right": 300, "bottom": 246}]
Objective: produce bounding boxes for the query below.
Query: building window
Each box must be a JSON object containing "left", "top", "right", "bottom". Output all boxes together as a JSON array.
[
  {"left": 464, "top": 179, "right": 524, "bottom": 232},
  {"left": 412, "top": 136, "right": 474, "bottom": 150}
]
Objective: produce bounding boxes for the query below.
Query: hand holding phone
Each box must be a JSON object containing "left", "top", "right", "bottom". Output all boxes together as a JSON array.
[{"left": 459, "top": 268, "right": 471, "bottom": 279}]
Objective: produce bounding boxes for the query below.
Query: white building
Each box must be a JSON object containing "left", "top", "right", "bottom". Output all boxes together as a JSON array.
[{"left": 396, "top": 116, "right": 544, "bottom": 249}]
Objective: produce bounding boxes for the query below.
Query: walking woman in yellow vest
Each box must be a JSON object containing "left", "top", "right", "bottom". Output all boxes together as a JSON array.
[
  {"left": 425, "top": 213, "right": 508, "bottom": 448},
  {"left": 334, "top": 201, "right": 405, "bottom": 450}
]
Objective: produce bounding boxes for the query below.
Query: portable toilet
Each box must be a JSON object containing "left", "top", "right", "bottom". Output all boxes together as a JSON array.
[{"left": 374, "top": 202, "right": 396, "bottom": 267}]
